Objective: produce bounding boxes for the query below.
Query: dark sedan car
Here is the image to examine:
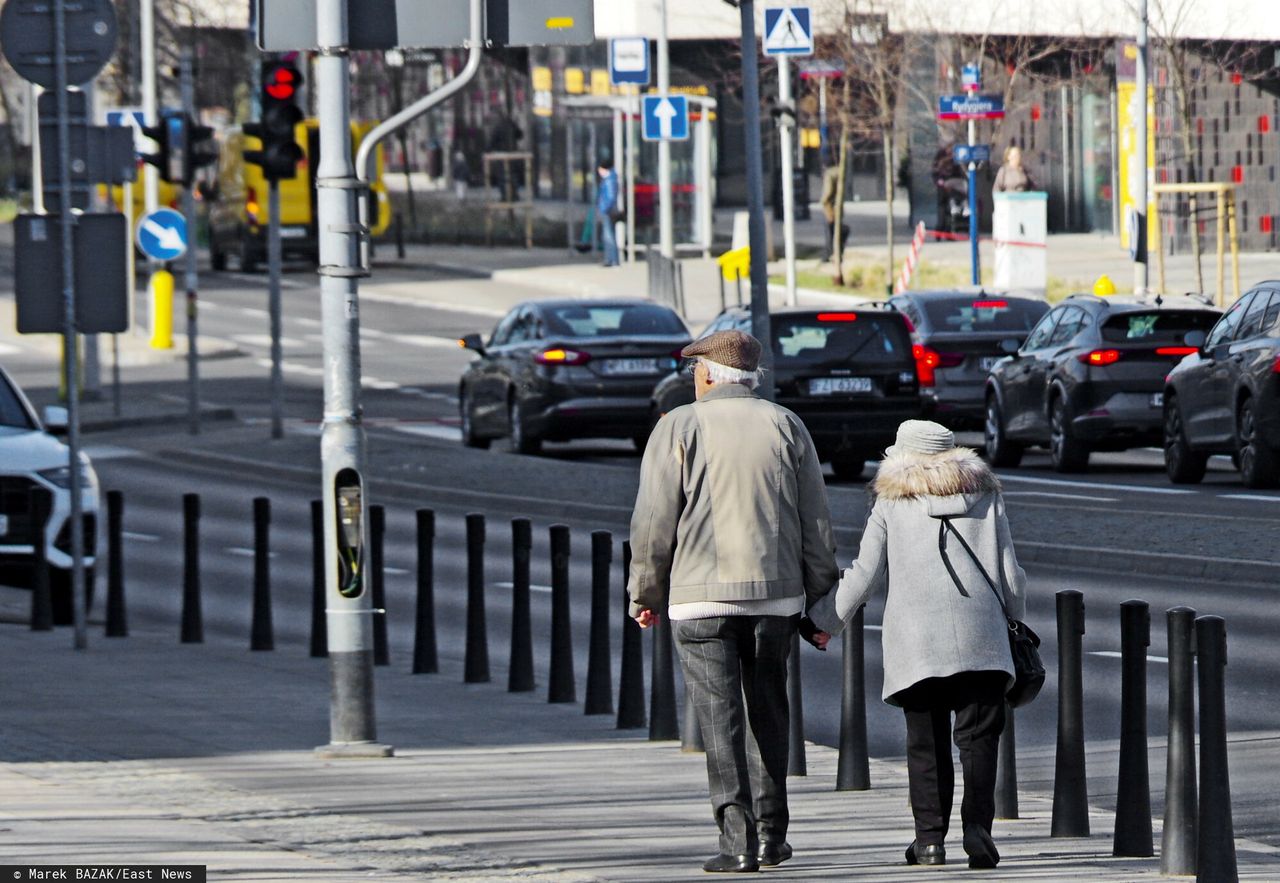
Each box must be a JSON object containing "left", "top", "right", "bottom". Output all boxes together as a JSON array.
[
  {"left": 649, "top": 306, "right": 923, "bottom": 479},
  {"left": 457, "top": 299, "right": 690, "bottom": 454},
  {"left": 886, "top": 290, "right": 1050, "bottom": 428},
  {"left": 1164, "top": 282, "right": 1280, "bottom": 487},
  {"left": 984, "top": 294, "right": 1220, "bottom": 472}
]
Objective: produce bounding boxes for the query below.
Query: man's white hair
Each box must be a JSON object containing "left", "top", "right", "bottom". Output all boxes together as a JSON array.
[{"left": 700, "top": 357, "right": 761, "bottom": 389}]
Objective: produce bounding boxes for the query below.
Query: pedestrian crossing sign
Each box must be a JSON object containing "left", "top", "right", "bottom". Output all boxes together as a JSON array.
[{"left": 763, "top": 6, "right": 813, "bottom": 57}]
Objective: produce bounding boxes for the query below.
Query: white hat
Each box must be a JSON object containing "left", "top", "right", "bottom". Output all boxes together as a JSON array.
[{"left": 885, "top": 419, "right": 955, "bottom": 457}]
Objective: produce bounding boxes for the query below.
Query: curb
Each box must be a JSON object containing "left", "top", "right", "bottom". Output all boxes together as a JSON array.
[{"left": 82, "top": 407, "right": 238, "bottom": 434}]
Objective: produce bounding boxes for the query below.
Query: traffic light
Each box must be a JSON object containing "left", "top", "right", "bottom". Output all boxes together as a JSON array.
[
  {"left": 141, "top": 111, "right": 181, "bottom": 183},
  {"left": 184, "top": 118, "right": 218, "bottom": 186},
  {"left": 244, "top": 61, "right": 304, "bottom": 181}
]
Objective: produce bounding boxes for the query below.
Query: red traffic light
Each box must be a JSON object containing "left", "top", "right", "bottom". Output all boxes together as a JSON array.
[{"left": 264, "top": 64, "right": 300, "bottom": 101}]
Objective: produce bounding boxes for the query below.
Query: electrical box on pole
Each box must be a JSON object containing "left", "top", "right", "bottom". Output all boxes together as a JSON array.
[{"left": 244, "top": 62, "right": 304, "bottom": 181}]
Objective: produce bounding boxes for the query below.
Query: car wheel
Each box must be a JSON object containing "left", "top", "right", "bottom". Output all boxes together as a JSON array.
[
  {"left": 1238, "top": 397, "right": 1279, "bottom": 489},
  {"left": 50, "top": 566, "right": 95, "bottom": 627},
  {"left": 506, "top": 397, "right": 541, "bottom": 456},
  {"left": 1163, "top": 396, "right": 1207, "bottom": 484},
  {"left": 830, "top": 451, "right": 869, "bottom": 481},
  {"left": 983, "top": 395, "right": 1024, "bottom": 468},
  {"left": 459, "top": 390, "right": 490, "bottom": 450},
  {"left": 1049, "top": 395, "right": 1089, "bottom": 473}
]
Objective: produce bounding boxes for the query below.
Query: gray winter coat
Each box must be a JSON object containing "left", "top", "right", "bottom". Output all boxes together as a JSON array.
[{"left": 807, "top": 447, "right": 1027, "bottom": 704}]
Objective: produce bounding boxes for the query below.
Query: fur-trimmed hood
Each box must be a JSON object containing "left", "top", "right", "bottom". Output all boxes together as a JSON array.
[{"left": 871, "top": 446, "right": 1000, "bottom": 502}]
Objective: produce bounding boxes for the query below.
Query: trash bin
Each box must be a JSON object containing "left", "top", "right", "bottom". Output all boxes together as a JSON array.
[{"left": 993, "top": 191, "right": 1048, "bottom": 295}]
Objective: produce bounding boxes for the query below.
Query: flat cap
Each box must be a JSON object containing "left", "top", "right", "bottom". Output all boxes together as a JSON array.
[{"left": 681, "top": 330, "right": 762, "bottom": 372}]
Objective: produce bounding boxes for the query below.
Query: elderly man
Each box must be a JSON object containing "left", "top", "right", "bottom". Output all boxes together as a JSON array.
[{"left": 628, "top": 330, "right": 838, "bottom": 873}]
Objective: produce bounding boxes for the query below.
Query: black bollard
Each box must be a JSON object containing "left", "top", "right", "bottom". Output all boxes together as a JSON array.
[
  {"left": 250, "top": 497, "right": 274, "bottom": 651},
  {"left": 584, "top": 530, "right": 614, "bottom": 715},
  {"left": 787, "top": 630, "right": 806, "bottom": 776},
  {"left": 309, "top": 500, "right": 327, "bottom": 657},
  {"left": 1162, "top": 606, "right": 1198, "bottom": 876},
  {"left": 28, "top": 487, "right": 53, "bottom": 631},
  {"left": 1114, "top": 599, "right": 1153, "bottom": 857},
  {"left": 370, "top": 505, "right": 389, "bottom": 666},
  {"left": 412, "top": 509, "right": 437, "bottom": 674},
  {"left": 1195, "top": 615, "right": 1237, "bottom": 883},
  {"left": 995, "top": 704, "right": 1019, "bottom": 818},
  {"left": 1052, "top": 589, "right": 1089, "bottom": 837},
  {"left": 104, "top": 490, "right": 127, "bottom": 637},
  {"left": 508, "top": 517, "right": 534, "bottom": 691},
  {"left": 463, "top": 513, "right": 490, "bottom": 683},
  {"left": 681, "top": 688, "right": 704, "bottom": 752},
  {"left": 836, "top": 608, "right": 870, "bottom": 791},
  {"left": 649, "top": 605, "right": 679, "bottom": 741},
  {"left": 616, "top": 541, "right": 647, "bottom": 730},
  {"left": 547, "top": 524, "right": 576, "bottom": 703},
  {"left": 180, "top": 493, "right": 203, "bottom": 643}
]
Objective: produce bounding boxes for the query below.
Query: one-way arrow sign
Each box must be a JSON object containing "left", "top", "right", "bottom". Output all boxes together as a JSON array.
[
  {"left": 135, "top": 207, "right": 188, "bottom": 261},
  {"left": 642, "top": 94, "right": 689, "bottom": 142}
]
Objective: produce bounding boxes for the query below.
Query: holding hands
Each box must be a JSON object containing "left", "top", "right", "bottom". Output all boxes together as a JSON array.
[{"left": 799, "top": 616, "right": 830, "bottom": 651}]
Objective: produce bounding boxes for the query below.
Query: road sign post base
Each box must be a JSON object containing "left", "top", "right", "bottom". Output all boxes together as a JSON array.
[{"left": 314, "top": 741, "right": 395, "bottom": 759}]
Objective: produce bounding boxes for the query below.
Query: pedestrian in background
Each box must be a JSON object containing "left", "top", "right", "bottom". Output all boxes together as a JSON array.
[
  {"left": 819, "top": 156, "right": 846, "bottom": 263},
  {"left": 993, "top": 144, "right": 1036, "bottom": 193},
  {"left": 596, "top": 158, "right": 620, "bottom": 267},
  {"left": 629, "top": 330, "right": 838, "bottom": 873},
  {"left": 803, "top": 420, "right": 1027, "bottom": 870},
  {"left": 451, "top": 151, "right": 470, "bottom": 201}
]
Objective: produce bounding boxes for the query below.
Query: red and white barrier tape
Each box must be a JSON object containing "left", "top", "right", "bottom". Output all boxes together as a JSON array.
[{"left": 895, "top": 221, "right": 928, "bottom": 293}]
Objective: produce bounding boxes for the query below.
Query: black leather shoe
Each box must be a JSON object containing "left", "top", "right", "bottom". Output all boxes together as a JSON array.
[
  {"left": 703, "top": 853, "right": 759, "bottom": 873},
  {"left": 905, "top": 841, "right": 946, "bottom": 866},
  {"left": 758, "top": 842, "right": 793, "bottom": 867},
  {"left": 963, "top": 825, "right": 1000, "bottom": 869}
]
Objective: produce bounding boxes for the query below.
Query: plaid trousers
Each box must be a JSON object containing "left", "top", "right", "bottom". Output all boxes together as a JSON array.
[{"left": 673, "top": 614, "right": 796, "bottom": 855}]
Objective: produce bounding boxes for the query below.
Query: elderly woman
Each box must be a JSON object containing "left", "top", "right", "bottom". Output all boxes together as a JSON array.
[{"left": 804, "top": 420, "right": 1026, "bottom": 870}]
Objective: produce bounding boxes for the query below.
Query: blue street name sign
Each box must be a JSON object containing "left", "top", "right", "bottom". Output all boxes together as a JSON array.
[
  {"left": 609, "top": 36, "right": 649, "bottom": 86},
  {"left": 937, "top": 94, "right": 1005, "bottom": 120},
  {"left": 961, "top": 63, "right": 981, "bottom": 92},
  {"left": 135, "top": 207, "right": 188, "bottom": 261},
  {"left": 642, "top": 94, "right": 689, "bottom": 142},
  {"left": 762, "top": 6, "right": 813, "bottom": 57},
  {"left": 953, "top": 143, "right": 991, "bottom": 165}
]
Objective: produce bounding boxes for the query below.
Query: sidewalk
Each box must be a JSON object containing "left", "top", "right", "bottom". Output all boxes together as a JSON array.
[{"left": 1, "top": 604, "right": 1277, "bottom": 881}]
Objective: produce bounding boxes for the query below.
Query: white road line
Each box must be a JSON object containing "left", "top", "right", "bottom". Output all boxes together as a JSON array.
[
  {"left": 1004, "top": 491, "right": 1119, "bottom": 503},
  {"left": 295, "top": 317, "right": 321, "bottom": 328},
  {"left": 364, "top": 378, "right": 400, "bottom": 390},
  {"left": 232, "top": 334, "right": 303, "bottom": 348},
  {"left": 389, "top": 333, "right": 462, "bottom": 349},
  {"left": 82, "top": 444, "right": 142, "bottom": 461},
  {"left": 996, "top": 473, "right": 1196, "bottom": 496},
  {"left": 389, "top": 423, "right": 462, "bottom": 442},
  {"left": 239, "top": 307, "right": 269, "bottom": 318},
  {"left": 1221, "top": 494, "right": 1280, "bottom": 502},
  {"left": 122, "top": 531, "right": 161, "bottom": 543},
  {"left": 225, "top": 547, "right": 278, "bottom": 559},
  {"left": 384, "top": 566, "right": 410, "bottom": 575},
  {"left": 225, "top": 272, "right": 307, "bottom": 289},
  {"left": 362, "top": 289, "right": 506, "bottom": 318},
  {"left": 1089, "top": 650, "right": 1170, "bottom": 664},
  {"left": 494, "top": 581, "right": 554, "bottom": 593}
]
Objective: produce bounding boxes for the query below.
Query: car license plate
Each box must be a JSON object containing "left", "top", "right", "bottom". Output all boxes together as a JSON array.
[
  {"left": 0, "top": 513, "right": 7, "bottom": 536},
  {"left": 601, "top": 358, "right": 659, "bottom": 376},
  {"left": 809, "top": 376, "right": 873, "bottom": 395},
  {"left": 1150, "top": 392, "right": 1164, "bottom": 408},
  {"left": 980, "top": 356, "right": 1000, "bottom": 371},
  {"left": 280, "top": 226, "right": 308, "bottom": 239}
]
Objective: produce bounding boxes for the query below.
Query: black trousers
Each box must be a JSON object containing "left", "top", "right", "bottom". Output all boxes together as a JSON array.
[
  {"left": 894, "top": 671, "right": 1008, "bottom": 846},
  {"left": 673, "top": 615, "right": 796, "bottom": 856}
]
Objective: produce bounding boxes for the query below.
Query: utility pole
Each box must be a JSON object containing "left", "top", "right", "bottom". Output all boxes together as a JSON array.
[
  {"left": 140, "top": 0, "right": 156, "bottom": 215},
  {"left": 314, "top": 0, "right": 389, "bottom": 758},
  {"left": 268, "top": 177, "right": 283, "bottom": 439},
  {"left": 778, "top": 55, "right": 797, "bottom": 306},
  {"left": 180, "top": 48, "right": 200, "bottom": 435},
  {"left": 656, "top": 0, "right": 673, "bottom": 258},
  {"left": 967, "top": 75, "right": 980, "bottom": 286},
  {"left": 737, "top": 0, "right": 774, "bottom": 401},
  {"left": 1134, "top": 0, "right": 1150, "bottom": 294}
]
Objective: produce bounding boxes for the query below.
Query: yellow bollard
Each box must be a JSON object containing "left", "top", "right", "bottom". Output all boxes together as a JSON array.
[{"left": 150, "top": 269, "right": 174, "bottom": 349}]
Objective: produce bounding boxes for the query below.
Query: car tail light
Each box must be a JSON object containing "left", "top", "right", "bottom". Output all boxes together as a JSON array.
[
  {"left": 972, "top": 300, "right": 1008, "bottom": 309},
  {"left": 1273, "top": 354, "right": 1280, "bottom": 374},
  {"left": 912, "top": 345, "right": 961, "bottom": 386},
  {"left": 1078, "top": 349, "right": 1122, "bottom": 366},
  {"left": 535, "top": 348, "right": 591, "bottom": 366},
  {"left": 1156, "top": 346, "right": 1198, "bottom": 356},
  {"left": 817, "top": 312, "right": 858, "bottom": 322}
]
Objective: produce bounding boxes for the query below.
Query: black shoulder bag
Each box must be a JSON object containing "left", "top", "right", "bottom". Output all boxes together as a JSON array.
[{"left": 939, "top": 517, "right": 1044, "bottom": 708}]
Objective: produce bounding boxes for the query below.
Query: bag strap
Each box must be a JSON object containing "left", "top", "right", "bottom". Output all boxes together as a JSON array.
[{"left": 939, "top": 516, "right": 1012, "bottom": 622}]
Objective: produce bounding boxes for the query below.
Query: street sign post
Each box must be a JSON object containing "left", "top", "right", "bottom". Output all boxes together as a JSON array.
[
  {"left": 609, "top": 36, "right": 649, "bottom": 86},
  {"left": 641, "top": 94, "right": 689, "bottom": 142},
  {"left": 937, "top": 94, "right": 1006, "bottom": 120},
  {"left": 762, "top": 6, "right": 813, "bottom": 56},
  {"left": 135, "top": 207, "right": 188, "bottom": 262},
  {"left": 938, "top": 87, "right": 1000, "bottom": 285}
]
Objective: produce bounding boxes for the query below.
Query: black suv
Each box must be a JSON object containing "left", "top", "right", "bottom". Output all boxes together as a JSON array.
[
  {"left": 649, "top": 306, "right": 923, "bottom": 479},
  {"left": 1164, "top": 282, "right": 1280, "bottom": 487},
  {"left": 984, "top": 294, "right": 1220, "bottom": 472}
]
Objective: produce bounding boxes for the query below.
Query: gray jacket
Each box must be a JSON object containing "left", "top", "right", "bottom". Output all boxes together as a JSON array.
[
  {"left": 807, "top": 447, "right": 1027, "bottom": 703},
  {"left": 628, "top": 383, "right": 839, "bottom": 618}
]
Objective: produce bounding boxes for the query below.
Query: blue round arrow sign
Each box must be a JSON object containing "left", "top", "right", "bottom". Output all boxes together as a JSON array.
[{"left": 135, "top": 208, "right": 188, "bottom": 261}]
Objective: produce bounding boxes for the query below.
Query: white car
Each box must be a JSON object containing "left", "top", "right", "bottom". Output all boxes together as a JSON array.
[{"left": 0, "top": 364, "right": 99, "bottom": 624}]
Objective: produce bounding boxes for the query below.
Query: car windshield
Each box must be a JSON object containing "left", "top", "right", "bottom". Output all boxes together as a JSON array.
[
  {"left": 772, "top": 314, "right": 909, "bottom": 364},
  {"left": 544, "top": 304, "right": 686, "bottom": 338},
  {"left": 1100, "top": 310, "right": 1219, "bottom": 345},
  {"left": 920, "top": 296, "right": 1048, "bottom": 333},
  {"left": 0, "top": 374, "right": 34, "bottom": 429}
]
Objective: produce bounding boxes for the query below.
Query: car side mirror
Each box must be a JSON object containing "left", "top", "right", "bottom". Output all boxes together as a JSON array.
[
  {"left": 999, "top": 338, "right": 1021, "bottom": 355},
  {"left": 1184, "top": 329, "right": 1207, "bottom": 350},
  {"left": 457, "top": 333, "right": 485, "bottom": 355},
  {"left": 42, "top": 405, "right": 68, "bottom": 433}
]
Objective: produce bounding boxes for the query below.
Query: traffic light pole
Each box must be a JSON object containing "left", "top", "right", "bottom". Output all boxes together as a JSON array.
[
  {"left": 314, "top": 0, "right": 390, "bottom": 758},
  {"left": 180, "top": 48, "right": 201, "bottom": 435},
  {"left": 268, "top": 179, "right": 283, "bottom": 440}
]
